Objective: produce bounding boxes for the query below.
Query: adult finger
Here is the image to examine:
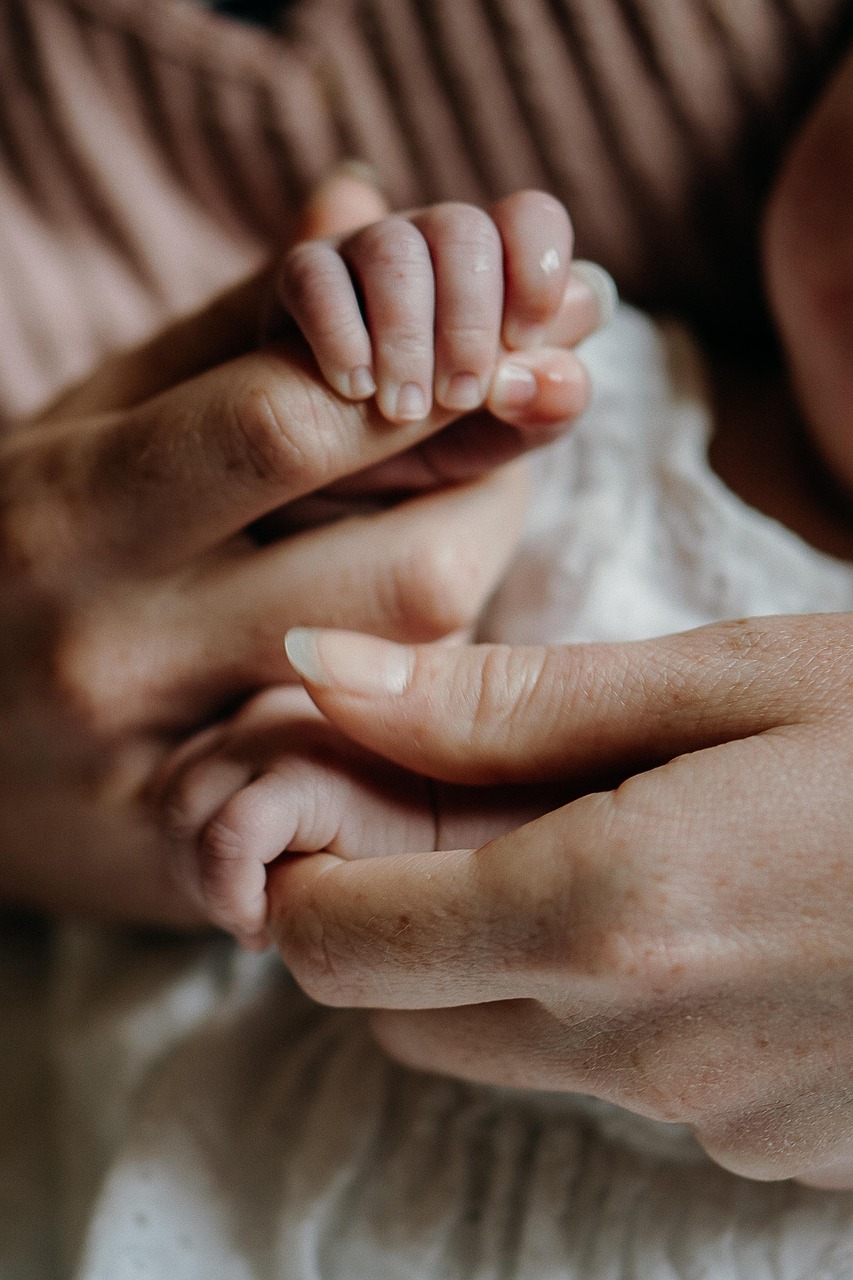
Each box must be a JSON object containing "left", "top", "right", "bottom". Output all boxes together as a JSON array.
[
  {"left": 293, "top": 163, "right": 389, "bottom": 240},
  {"left": 68, "top": 344, "right": 480, "bottom": 573},
  {"left": 268, "top": 808, "right": 570, "bottom": 1008},
  {"left": 182, "top": 465, "right": 530, "bottom": 694},
  {"left": 271, "top": 722, "right": 853, "bottom": 1015},
  {"left": 544, "top": 261, "right": 619, "bottom": 349},
  {"left": 368, "top": 1000, "right": 594, "bottom": 1093},
  {"left": 37, "top": 465, "right": 529, "bottom": 740},
  {"left": 282, "top": 346, "right": 590, "bottom": 507},
  {"left": 283, "top": 614, "right": 851, "bottom": 784}
]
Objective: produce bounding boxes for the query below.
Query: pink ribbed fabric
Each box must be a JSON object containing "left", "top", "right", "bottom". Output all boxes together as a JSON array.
[{"left": 0, "top": 0, "right": 849, "bottom": 419}]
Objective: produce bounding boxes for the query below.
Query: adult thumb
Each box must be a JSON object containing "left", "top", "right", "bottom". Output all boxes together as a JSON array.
[{"left": 282, "top": 617, "right": 821, "bottom": 784}]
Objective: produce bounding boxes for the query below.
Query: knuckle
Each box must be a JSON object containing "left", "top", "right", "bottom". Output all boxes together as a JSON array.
[
  {"left": 44, "top": 605, "right": 163, "bottom": 740},
  {"left": 440, "top": 321, "right": 497, "bottom": 366},
  {"left": 556, "top": 788, "right": 693, "bottom": 986},
  {"left": 374, "top": 329, "right": 433, "bottom": 366},
  {"left": 428, "top": 202, "right": 502, "bottom": 257},
  {"left": 696, "top": 1113, "right": 799, "bottom": 1181},
  {"left": 388, "top": 538, "right": 485, "bottom": 640},
  {"left": 281, "top": 896, "right": 365, "bottom": 1007},
  {"left": 199, "top": 817, "right": 245, "bottom": 903},
  {"left": 279, "top": 241, "right": 336, "bottom": 303},
  {"left": 228, "top": 382, "right": 303, "bottom": 488},
  {"left": 228, "top": 377, "right": 339, "bottom": 492},
  {"left": 469, "top": 645, "right": 551, "bottom": 755},
  {"left": 352, "top": 216, "right": 430, "bottom": 273}
]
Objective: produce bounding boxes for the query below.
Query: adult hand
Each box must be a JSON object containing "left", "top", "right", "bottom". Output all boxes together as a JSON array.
[
  {"left": 0, "top": 172, "right": 599, "bottom": 925},
  {"left": 271, "top": 614, "right": 853, "bottom": 1188}
]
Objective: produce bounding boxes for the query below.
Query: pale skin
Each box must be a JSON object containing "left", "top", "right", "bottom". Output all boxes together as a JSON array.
[
  {"left": 277, "top": 189, "right": 606, "bottom": 424},
  {"left": 157, "top": 187, "right": 613, "bottom": 944},
  {"left": 161, "top": 51, "right": 853, "bottom": 1190},
  {"left": 0, "top": 172, "right": 600, "bottom": 923}
]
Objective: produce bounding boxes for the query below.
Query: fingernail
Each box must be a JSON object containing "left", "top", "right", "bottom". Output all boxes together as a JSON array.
[
  {"left": 285, "top": 628, "right": 413, "bottom": 695},
  {"left": 438, "top": 372, "right": 484, "bottom": 411},
  {"left": 570, "top": 261, "right": 619, "bottom": 331},
  {"left": 392, "top": 382, "right": 428, "bottom": 421},
  {"left": 347, "top": 365, "right": 376, "bottom": 398},
  {"left": 331, "top": 158, "right": 385, "bottom": 193},
  {"left": 491, "top": 361, "right": 538, "bottom": 411}
]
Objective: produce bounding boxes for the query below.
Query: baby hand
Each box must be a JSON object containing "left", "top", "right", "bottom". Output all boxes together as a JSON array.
[
  {"left": 157, "top": 684, "right": 542, "bottom": 950},
  {"left": 276, "top": 190, "right": 614, "bottom": 425}
]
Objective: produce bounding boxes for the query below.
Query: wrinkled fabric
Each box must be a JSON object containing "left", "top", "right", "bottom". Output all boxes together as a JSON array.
[
  {"left": 5, "top": 308, "right": 853, "bottom": 1280},
  {"left": 0, "top": 0, "right": 849, "bottom": 422}
]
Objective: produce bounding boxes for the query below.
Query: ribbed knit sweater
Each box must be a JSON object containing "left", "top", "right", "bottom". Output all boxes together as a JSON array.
[{"left": 0, "top": 0, "right": 850, "bottom": 421}]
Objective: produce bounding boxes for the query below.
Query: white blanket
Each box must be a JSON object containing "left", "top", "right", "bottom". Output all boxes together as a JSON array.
[{"left": 6, "top": 307, "right": 853, "bottom": 1280}]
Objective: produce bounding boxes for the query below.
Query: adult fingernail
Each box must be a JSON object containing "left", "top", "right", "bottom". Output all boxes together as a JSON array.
[
  {"left": 570, "top": 261, "right": 619, "bottom": 331},
  {"left": 285, "top": 628, "right": 413, "bottom": 695},
  {"left": 331, "top": 158, "right": 385, "bottom": 193}
]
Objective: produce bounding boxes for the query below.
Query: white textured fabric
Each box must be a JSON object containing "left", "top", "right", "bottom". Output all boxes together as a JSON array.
[{"left": 7, "top": 306, "right": 853, "bottom": 1280}]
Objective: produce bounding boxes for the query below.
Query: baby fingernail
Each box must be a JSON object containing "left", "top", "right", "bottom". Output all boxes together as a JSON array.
[
  {"left": 570, "top": 261, "right": 619, "bottom": 331},
  {"left": 491, "top": 361, "right": 538, "bottom": 411},
  {"left": 392, "top": 382, "right": 428, "bottom": 421},
  {"left": 285, "top": 628, "right": 413, "bottom": 696},
  {"left": 348, "top": 365, "right": 376, "bottom": 398},
  {"left": 439, "top": 372, "right": 484, "bottom": 411}
]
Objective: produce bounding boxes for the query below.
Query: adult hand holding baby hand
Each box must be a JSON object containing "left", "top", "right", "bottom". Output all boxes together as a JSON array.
[
  {"left": 272, "top": 614, "right": 853, "bottom": 1188},
  {"left": 0, "top": 171, "right": 602, "bottom": 924}
]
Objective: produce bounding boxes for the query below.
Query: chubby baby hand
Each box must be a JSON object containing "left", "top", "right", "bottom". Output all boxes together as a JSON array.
[
  {"left": 276, "top": 189, "right": 615, "bottom": 426},
  {"left": 157, "top": 684, "right": 541, "bottom": 950}
]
